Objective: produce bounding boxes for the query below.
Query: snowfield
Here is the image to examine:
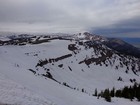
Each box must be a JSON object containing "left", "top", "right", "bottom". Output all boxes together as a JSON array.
[
  {"left": 0, "top": 72, "right": 140, "bottom": 105},
  {"left": 0, "top": 74, "right": 54, "bottom": 105},
  {"left": 0, "top": 35, "right": 140, "bottom": 105}
]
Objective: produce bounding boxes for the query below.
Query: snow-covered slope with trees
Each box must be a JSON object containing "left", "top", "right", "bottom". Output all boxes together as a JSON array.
[{"left": 0, "top": 33, "right": 140, "bottom": 105}]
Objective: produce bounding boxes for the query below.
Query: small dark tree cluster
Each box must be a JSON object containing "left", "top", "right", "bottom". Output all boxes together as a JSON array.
[
  {"left": 28, "top": 69, "right": 36, "bottom": 74},
  {"left": 58, "top": 64, "right": 63, "bottom": 68},
  {"left": 62, "top": 82, "right": 73, "bottom": 89},
  {"left": 93, "top": 88, "right": 111, "bottom": 102},
  {"left": 115, "top": 83, "right": 140, "bottom": 101},
  {"left": 42, "top": 71, "right": 53, "bottom": 79},
  {"left": 36, "top": 54, "right": 72, "bottom": 67},
  {"left": 95, "top": 83, "right": 140, "bottom": 102},
  {"left": 103, "top": 89, "right": 111, "bottom": 102}
]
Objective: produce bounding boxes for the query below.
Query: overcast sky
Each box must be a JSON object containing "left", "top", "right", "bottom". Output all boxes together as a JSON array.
[{"left": 0, "top": 0, "right": 140, "bottom": 37}]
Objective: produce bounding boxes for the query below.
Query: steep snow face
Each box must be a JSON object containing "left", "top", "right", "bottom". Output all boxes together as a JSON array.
[{"left": 0, "top": 35, "right": 140, "bottom": 105}]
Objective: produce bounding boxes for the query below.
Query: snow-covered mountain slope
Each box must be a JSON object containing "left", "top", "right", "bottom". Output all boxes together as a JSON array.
[
  {"left": 0, "top": 73, "right": 54, "bottom": 105},
  {"left": 0, "top": 33, "right": 140, "bottom": 105}
]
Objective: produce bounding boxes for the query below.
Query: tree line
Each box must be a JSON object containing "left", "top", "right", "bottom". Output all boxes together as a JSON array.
[{"left": 93, "top": 83, "right": 140, "bottom": 102}]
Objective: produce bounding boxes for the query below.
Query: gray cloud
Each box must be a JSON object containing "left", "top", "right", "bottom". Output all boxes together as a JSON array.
[
  {"left": 0, "top": 0, "right": 140, "bottom": 36},
  {"left": 91, "top": 16, "right": 140, "bottom": 37}
]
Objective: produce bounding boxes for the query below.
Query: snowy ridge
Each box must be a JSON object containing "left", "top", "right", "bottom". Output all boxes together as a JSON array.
[{"left": 0, "top": 33, "right": 140, "bottom": 105}]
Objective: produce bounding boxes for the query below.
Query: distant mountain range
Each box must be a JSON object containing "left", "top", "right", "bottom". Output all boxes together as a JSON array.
[
  {"left": 120, "top": 37, "right": 140, "bottom": 48},
  {"left": 120, "top": 38, "right": 140, "bottom": 44},
  {"left": 103, "top": 38, "right": 140, "bottom": 58}
]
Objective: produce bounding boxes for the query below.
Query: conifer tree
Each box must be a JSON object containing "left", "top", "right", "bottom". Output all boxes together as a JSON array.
[
  {"left": 122, "top": 86, "right": 129, "bottom": 98},
  {"left": 110, "top": 87, "right": 115, "bottom": 97},
  {"left": 115, "top": 90, "right": 122, "bottom": 97},
  {"left": 103, "top": 89, "right": 111, "bottom": 102},
  {"left": 93, "top": 88, "right": 98, "bottom": 96}
]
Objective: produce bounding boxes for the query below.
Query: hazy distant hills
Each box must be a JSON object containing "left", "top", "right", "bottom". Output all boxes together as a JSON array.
[
  {"left": 119, "top": 38, "right": 140, "bottom": 48},
  {"left": 104, "top": 38, "right": 140, "bottom": 58}
]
